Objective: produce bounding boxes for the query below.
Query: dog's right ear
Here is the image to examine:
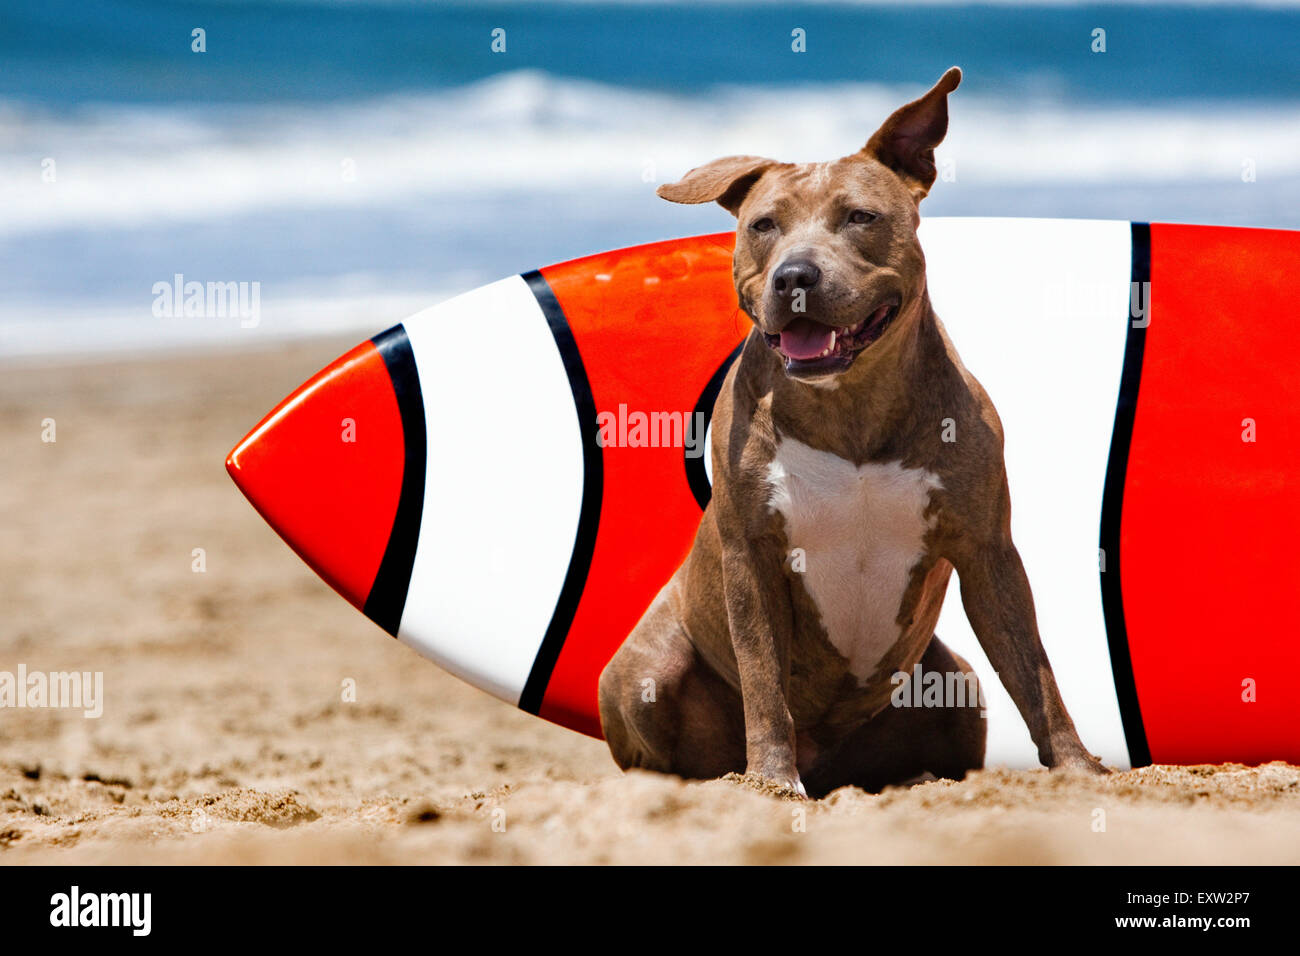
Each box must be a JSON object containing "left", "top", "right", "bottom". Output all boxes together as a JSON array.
[{"left": 657, "top": 156, "right": 781, "bottom": 216}]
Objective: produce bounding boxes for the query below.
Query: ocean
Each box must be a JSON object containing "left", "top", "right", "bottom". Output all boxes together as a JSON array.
[{"left": 3, "top": 0, "right": 1299, "bottom": 357}]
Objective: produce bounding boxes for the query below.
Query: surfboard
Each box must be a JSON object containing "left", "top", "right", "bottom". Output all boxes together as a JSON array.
[{"left": 226, "top": 218, "right": 1300, "bottom": 770}]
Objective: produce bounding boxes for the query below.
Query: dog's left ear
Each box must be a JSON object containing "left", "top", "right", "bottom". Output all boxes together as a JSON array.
[{"left": 863, "top": 66, "right": 961, "bottom": 203}]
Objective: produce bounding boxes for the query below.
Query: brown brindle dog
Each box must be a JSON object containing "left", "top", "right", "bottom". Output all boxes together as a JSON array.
[{"left": 598, "top": 68, "right": 1108, "bottom": 797}]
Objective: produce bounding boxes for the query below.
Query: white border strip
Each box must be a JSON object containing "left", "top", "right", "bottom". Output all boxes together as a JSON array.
[{"left": 397, "top": 275, "right": 585, "bottom": 704}]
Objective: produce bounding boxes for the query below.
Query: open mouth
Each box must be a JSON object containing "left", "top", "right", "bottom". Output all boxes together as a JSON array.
[{"left": 763, "top": 298, "right": 900, "bottom": 376}]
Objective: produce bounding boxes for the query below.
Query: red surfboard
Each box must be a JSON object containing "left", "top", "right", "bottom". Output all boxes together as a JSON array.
[{"left": 226, "top": 219, "right": 1300, "bottom": 769}]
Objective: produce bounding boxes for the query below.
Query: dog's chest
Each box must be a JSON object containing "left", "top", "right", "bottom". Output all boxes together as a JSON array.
[{"left": 766, "top": 437, "right": 942, "bottom": 684}]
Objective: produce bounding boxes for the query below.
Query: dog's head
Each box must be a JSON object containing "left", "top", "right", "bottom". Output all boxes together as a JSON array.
[{"left": 658, "top": 68, "right": 960, "bottom": 381}]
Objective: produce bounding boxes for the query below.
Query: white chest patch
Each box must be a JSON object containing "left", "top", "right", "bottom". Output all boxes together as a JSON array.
[{"left": 766, "top": 437, "right": 942, "bottom": 684}]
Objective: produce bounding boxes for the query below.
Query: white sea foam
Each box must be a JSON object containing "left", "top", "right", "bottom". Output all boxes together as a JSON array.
[{"left": 4, "top": 70, "right": 1297, "bottom": 238}]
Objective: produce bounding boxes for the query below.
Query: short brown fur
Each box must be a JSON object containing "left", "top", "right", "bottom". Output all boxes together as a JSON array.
[{"left": 599, "top": 68, "right": 1107, "bottom": 796}]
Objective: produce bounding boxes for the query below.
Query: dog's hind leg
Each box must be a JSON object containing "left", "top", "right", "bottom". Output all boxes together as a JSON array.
[
  {"left": 801, "top": 635, "right": 986, "bottom": 797},
  {"left": 598, "top": 582, "right": 746, "bottom": 780}
]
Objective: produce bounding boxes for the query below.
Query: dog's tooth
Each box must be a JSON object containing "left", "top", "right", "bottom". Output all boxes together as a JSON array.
[{"left": 828, "top": 330, "right": 836, "bottom": 350}]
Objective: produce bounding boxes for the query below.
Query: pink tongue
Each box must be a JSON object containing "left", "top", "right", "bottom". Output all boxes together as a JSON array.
[{"left": 779, "top": 321, "right": 834, "bottom": 360}]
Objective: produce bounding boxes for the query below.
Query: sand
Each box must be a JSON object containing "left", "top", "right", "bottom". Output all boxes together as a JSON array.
[{"left": 2, "top": 339, "right": 1299, "bottom": 865}]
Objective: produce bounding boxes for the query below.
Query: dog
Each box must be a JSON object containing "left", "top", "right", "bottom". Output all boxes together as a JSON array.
[{"left": 597, "top": 67, "right": 1108, "bottom": 797}]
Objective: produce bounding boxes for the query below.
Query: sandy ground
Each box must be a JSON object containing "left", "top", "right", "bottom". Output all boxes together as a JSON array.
[{"left": 2, "top": 339, "right": 1299, "bottom": 865}]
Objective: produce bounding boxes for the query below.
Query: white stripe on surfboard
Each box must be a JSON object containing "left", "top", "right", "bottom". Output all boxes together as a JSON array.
[
  {"left": 921, "top": 217, "right": 1132, "bottom": 769},
  {"left": 397, "top": 275, "right": 584, "bottom": 705}
]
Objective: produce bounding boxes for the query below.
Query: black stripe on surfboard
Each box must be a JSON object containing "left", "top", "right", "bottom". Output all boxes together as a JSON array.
[
  {"left": 363, "top": 324, "right": 428, "bottom": 637},
  {"left": 518, "top": 270, "right": 604, "bottom": 715},
  {"left": 685, "top": 342, "right": 743, "bottom": 510},
  {"left": 1099, "top": 222, "right": 1153, "bottom": 768}
]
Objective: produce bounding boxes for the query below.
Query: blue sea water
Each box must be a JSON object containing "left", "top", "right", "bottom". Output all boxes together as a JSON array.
[{"left": 2, "top": 0, "right": 1298, "bottom": 356}]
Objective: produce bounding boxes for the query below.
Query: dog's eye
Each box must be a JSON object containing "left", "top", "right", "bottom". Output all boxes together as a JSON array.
[
  {"left": 848, "top": 209, "right": 878, "bottom": 225},
  {"left": 750, "top": 217, "right": 776, "bottom": 234}
]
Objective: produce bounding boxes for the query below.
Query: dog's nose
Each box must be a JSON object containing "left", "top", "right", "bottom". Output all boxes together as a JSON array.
[{"left": 772, "top": 259, "right": 821, "bottom": 296}]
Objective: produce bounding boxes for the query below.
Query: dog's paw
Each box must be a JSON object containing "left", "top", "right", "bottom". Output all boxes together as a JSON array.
[
  {"left": 729, "top": 770, "right": 809, "bottom": 800},
  {"left": 1054, "top": 752, "right": 1112, "bottom": 776}
]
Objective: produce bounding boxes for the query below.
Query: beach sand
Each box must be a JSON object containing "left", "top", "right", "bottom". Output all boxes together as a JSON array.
[{"left": 2, "top": 339, "right": 1299, "bottom": 865}]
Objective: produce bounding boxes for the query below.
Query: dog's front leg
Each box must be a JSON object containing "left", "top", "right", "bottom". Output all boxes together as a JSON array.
[
  {"left": 720, "top": 542, "right": 804, "bottom": 794},
  {"left": 955, "top": 538, "right": 1109, "bottom": 774}
]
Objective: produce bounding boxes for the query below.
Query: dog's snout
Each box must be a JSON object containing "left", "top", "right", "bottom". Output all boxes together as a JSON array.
[{"left": 772, "top": 259, "right": 821, "bottom": 296}]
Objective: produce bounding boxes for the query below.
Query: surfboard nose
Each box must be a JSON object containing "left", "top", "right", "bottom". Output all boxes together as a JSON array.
[{"left": 226, "top": 334, "right": 411, "bottom": 613}]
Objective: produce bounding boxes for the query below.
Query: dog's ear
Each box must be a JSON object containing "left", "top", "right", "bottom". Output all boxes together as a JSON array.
[
  {"left": 657, "top": 155, "right": 781, "bottom": 216},
  {"left": 863, "top": 66, "right": 961, "bottom": 203}
]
